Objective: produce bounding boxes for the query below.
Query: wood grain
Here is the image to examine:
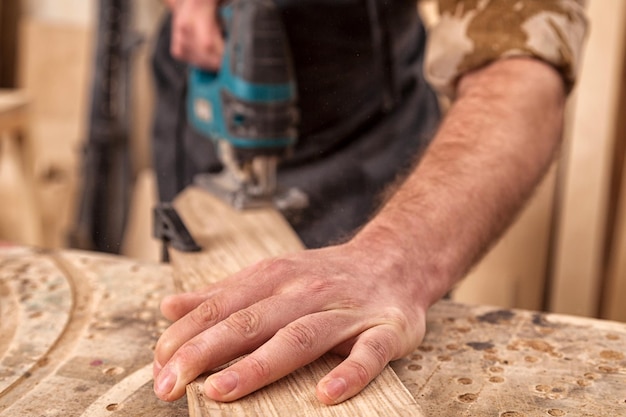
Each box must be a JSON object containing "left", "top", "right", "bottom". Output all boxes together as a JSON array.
[
  {"left": 170, "top": 186, "right": 424, "bottom": 417},
  {"left": 188, "top": 355, "right": 418, "bottom": 417},
  {"left": 170, "top": 186, "right": 304, "bottom": 291}
]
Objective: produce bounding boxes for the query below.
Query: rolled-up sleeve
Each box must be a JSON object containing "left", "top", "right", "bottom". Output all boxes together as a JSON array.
[{"left": 424, "top": 0, "right": 588, "bottom": 98}]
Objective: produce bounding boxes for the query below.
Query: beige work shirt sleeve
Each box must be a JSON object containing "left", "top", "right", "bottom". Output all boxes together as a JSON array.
[{"left": 424, "top": 0, "right": 589, "bottom": 99}]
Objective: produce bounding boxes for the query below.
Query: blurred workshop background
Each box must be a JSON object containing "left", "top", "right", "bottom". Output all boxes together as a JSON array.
[{"left": 0, "top": 0, "right": 624, "bottom": 322}]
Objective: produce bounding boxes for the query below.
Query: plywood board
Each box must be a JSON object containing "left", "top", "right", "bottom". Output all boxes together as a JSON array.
[{"left": 169, "top": 186, "right": 424, "bottom": 417}]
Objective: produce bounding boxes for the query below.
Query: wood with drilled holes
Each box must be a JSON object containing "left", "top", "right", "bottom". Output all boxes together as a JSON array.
[
  {"left": 169, "top": 186, "right": 424, "bottom": 417},
  {"left": 0, "top": 247, "right": 188, "bottom": 416},
  {"left": 0, "top": 244, "right": 625, "bottom": 415}
]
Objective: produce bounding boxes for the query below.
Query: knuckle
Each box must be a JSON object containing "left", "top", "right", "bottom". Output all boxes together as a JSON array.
[
  {"left": 246, "top": 355, "right": 272, "bottom": 380},
  {"left": 264, "top": 257, "right": 298, "bottom": 275},
  {"left": 305, "top": 277, "right": 334, "bottom": 295},
  {"left": 278, "top": 321, "right": 317, "bottom": 351},
  {"left": 382, "top": 307, "right": 411, "bottom": 334},
  {"left": 224, "top": 309, "right": 264, "bottom": 340},
  {"left": 173, "top": 340, "right": 206, "bottom": 368},
  {"left": 189, "top": 299, "right": 223, "bottom": 329},
  {"left": 348, "top": 360, "right": 371, "bottom": 387},
  {"left": 362, "top": 337, "right": 392, "bottom": 365},
  {"left": 155, "top": 335, "right": 179, "bottom": 359}
]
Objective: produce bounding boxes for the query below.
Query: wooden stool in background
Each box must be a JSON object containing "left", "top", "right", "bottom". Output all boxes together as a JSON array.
[{"left": 0, "top": 89, "right": 43, "bottom": 246}]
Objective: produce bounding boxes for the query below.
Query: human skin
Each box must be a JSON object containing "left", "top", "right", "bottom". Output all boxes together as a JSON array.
[
  {"left": 166, "top": 0, "right": 223, "bottom": 69},
  {"left": 155, "top": 1, "right": 566, "bottom": 406}
]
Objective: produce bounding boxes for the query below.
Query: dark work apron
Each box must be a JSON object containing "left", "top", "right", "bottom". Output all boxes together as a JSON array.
[{"left": 151, "top": 0, "right": 441, "bottom": 248}]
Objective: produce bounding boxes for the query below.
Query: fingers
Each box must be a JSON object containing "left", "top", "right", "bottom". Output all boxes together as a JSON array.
[
  {"left": 160, "top": 290, "right": 218, "bottom": 322},
  {"left": 170, "top": 0, "right": 224, "bottom": 69},
  {"left": 154, "top": 292, "right": 326, "bottom": 401},
  {"left": 316, "top": 326, "right": 408, "bottom": 405},
  {"left": 203, "top": 312, "right": 358, "bottom": 402},
  {"left": 154, "top": 280, "right": 274, "bottom": 375}
]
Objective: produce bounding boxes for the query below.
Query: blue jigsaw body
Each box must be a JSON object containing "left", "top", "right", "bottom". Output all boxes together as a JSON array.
[{"left": 187, "top": 0, "right": 298, "bottom": 157}]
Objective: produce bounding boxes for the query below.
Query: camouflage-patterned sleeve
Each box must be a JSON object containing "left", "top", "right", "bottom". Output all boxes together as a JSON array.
[{"left": 424, "top": 0, "right": 588, "bottom": 98}]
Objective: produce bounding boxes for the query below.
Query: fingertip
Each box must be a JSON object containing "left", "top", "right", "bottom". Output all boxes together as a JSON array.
[
  {"left": 316, "top": 377, "right": 348, "bottom": 405},
  {"left": 204, "top": 371, "right": 240, "bottom": 401},
  {"left": 160, "top": 292, "right": 207, "bottom": 321},
  {"left": 153, "top": 365, "right": 181, "bottom": 401},
  {"left": 160, "top": 294, "right": 181, "bottom": 321}
]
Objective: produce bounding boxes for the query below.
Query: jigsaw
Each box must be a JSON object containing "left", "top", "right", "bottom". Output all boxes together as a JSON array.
[{"left": 188, "top": 0, "right": 307, "bottom": 211}]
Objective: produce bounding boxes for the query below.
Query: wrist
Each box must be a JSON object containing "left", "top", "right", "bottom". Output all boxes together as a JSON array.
[{"left": 348, "top": 221, "right": 451, "bottom": 309}]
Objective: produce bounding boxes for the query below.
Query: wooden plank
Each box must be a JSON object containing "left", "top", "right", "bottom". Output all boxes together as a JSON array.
[
  {"left": 187, "top": 355, "right": 419, "bottom": 417},
  {"left": 601, "top": 4, "right": 626, "bottom": 322},
  {"left": 169, "top": 186, "right": 424, "bottom": 417},
  {"left": 603, "top": 157, "right": 626, "bottom": 321},
  {"left": 549, "top": 0, "right": 626, "bottom": 317},
  {"left": 17, "top": 19, "right": 93, "bottom": 248},
  {"left": 0, "top": 92, "right": 43, "bottom": 246},
  {"left": 170, "top": 186, "right": 304, "bottom": 292}
]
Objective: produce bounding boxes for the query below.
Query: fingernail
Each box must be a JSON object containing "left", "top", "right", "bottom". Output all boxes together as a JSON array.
[
  {"left": 208, "top": 371, "right": 239, "bottom": 395},
  {"left": 155, "top": 367, "right": 177, "bottom": 396},
  {"left": 322, "top": 378, "right": 347, "bottom": 402}
]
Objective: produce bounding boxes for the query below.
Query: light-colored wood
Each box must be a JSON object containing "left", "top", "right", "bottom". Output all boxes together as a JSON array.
[
  {"left": 0, "top": 247, "right": 187, "bottom": 416},
  {"left": 603, "top": 161, "right": 626, "bottom": 321},
  {"left": 121, "top": 168, "right": 161, "bottom": 262},
  {"left": 17, "top": 19, "right": 92, "bottom": 248},
  {"left": 188, "top": 355, "right": 419, "bottom": 417},
  {"left": 131, "top": 0, "right": 166, "bottom": 175},
  {"left": 21, "top": 0, "right": 95, "bottom": 26},
  {"left": 171, "top": 187, "right": 305, "bottom": 292},
  {"left": 170, "top": 187, "right": 424, "bottom": 417},
  {"left": 0, "top": 90, "right": 43, "bottom": 247},
  {"left": 1, "top": 247, "right": 625, "bottom": 415},
  {"left": 394, "top": 301, "right": 626, "bottom": 416},
  {"left": 549, "top": 0, "right": 626, "bottom": 317},
  {"left": 0, "top": 133, "right": 43, "bottom": 246}
]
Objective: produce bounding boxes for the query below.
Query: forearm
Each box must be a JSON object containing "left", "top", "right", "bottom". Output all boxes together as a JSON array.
[{"left": 353, "top": 57, "right": 566, "bottom": 307}]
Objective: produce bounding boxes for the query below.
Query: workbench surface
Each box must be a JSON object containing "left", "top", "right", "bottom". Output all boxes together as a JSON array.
[{"left": 0, "top": 247, "right": 624, "bottom": 416}]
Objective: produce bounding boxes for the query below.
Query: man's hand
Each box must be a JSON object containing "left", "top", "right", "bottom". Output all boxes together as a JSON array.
[
  {"left": 153, "top": 241, "right": 428, "bottom": 404},
  {"left": 167, "top": 0, "right": 224, "bottom": 69}
]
